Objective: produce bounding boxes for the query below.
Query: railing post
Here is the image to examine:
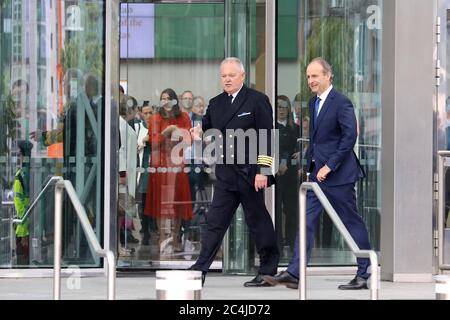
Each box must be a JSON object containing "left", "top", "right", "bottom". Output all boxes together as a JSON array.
[
  {"left": 53, "top": 181, "right": 64, "bottom": 300},
  {"left": 369, "top": 251, "right": 379, "bottom": 300},
  {"left": 298, "top": 185, "right": 307, "bottom": 300},
  {"left": 105, "top": 251, "right": 116, "bottom": 300}
]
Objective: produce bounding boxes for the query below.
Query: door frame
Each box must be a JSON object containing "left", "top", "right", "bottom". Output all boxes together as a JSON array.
[{"left": 436, "top": 0, "right": 450, "bottom": 274}]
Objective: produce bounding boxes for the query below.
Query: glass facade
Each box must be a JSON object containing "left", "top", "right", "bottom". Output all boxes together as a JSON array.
[
  {"left": 0, "top": 0, "right": 387, "bottom": 274},
  {"left": 0, "top": 1, "right": 106, "bottom": 268},
  {"left": 276, "top": 0, "right": 382, "bottom": 265}
]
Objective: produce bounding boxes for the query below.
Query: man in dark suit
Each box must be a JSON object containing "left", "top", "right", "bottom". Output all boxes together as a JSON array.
[
  {"left": 189, "top": 57, "right": 279, "bottom": 287},
  {"left": 263, "top": 57, "right": 372, "bottom": 290}
]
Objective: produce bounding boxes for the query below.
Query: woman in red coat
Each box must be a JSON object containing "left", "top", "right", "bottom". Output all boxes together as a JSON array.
[{"left": 144, "top": 88, "right": 193, "bottom": 253}]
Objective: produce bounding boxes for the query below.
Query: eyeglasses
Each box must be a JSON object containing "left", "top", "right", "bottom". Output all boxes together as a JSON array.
[{"left": 182, "top": 97, "right": 193, "bottom": 101}]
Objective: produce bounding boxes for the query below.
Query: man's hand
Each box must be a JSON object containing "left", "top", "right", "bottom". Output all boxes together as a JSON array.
[
  {"left": 190, "top": 123, "right": 202, "bottom": 141},
  {"left": 316, "top": 165, "right": 331, "bottom": 182},
  {"left": 254, "top": 174, "right": 268, "bottom": 192}
]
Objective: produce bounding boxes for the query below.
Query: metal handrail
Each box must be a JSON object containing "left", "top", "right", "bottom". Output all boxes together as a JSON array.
[
  {"left": 298, "top": 182, "right": 379, "bottom": 300},
  {"left": 437, "top": 151, "right": 450, "bottom": 272},
  {"left": 54, "top": 179, "right": 115, "bottom": 300},
  {"left": 12, "top": 176, "right": 62, "bottom": 224}
]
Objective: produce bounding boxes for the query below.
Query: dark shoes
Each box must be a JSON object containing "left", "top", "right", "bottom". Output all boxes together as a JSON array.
[
  {"left": 243, "top": 274, "right": 274, "bottom": 287},
  {"left": 262, "top": 271, "right": 299, "bottom": 289},
  {"left": 338, "top": 276, "right": 369, "bottom": 290}
]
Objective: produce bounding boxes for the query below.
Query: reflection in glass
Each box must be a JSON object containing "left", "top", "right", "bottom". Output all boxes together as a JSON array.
[
  {"left": 0, "top": 1, "right": 105, "bottom": 268},
  {"left": 277, "top": 0, "right": 382, "bottom": 266}
]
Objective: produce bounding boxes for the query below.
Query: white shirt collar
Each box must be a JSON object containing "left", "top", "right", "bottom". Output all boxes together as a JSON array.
[
  {"left": 277, "top": 120, "right": 287, "bottom": 127},
  {"left": 229, "top": 84, "right": 244, "bottom": 103},
  {"left": 317, "top": 84, "right": 333, "bottom": 104}
]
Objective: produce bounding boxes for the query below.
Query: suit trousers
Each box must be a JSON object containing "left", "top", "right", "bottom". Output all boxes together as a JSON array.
[
  {"left": 287, "top": 183, "right": 371, "bottom": 279},
  {"left": 192, "top": 177, "right": 279, "bottom": 275}
]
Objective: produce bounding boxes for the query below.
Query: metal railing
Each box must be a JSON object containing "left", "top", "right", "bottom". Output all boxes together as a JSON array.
[
  {"left": 437, "top": 151, "right": 450, "bottom": 272},
  {"left": 54, "top": 179, "right": 115, "bottom": 300},
  {"left": 10, "top": 175, "right": 115, "bottom": 299},
  {"left": 298, "top": 182, "right": 379, "bottom": 300}
]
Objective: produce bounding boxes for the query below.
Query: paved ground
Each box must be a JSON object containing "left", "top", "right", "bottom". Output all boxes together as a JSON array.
[{"left": 0, "top": 273, "right": 436, "bottom": 300}]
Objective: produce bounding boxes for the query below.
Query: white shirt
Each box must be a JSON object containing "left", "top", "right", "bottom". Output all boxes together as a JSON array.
[
  {"left": 229, "top": 85, "right": 244, "bottom": 104},
  {"left": 316, "top": 84, "right": 333, "bottom": 116}
]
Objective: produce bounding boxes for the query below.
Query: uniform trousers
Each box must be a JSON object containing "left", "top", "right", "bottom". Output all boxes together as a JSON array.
[{"left": 192, "top": 175, "right": 279, "bottom": 275}]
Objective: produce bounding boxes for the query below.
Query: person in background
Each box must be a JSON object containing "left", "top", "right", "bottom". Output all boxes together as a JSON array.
[
  {"left": 180, "top": 90, "right": 194, "bottom": 114},
  {"left": 118, "top": 94, "right": 139, "bottom": 255},
  {"left": 13, "top": 140, "right": 33, "bottom": 265},
  {"left": 144, "top": 88, "right": 193, "bottom": 255},
  {"left": 136, "top": 101, "right": 154, "bottom": 245},
  {"left": 126, "top": 96, "right": 140, "bottom": 128},
  {"left": 192, "top": 96, "right": 206, "bottom": 117},
  {"left": 184, "top": 95, "right": 207, "bottom": 243},
  {"left": 275, "top": 95, "right": 300, "bottom": 258}
]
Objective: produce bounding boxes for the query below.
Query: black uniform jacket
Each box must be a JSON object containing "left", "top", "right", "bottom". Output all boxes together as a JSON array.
[{"left": 202, "top": 85, "right": 275, "bottom": 190}]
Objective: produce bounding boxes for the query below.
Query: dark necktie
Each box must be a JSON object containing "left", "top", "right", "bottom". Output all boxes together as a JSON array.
[
  {"left": 314, "top": 97, "right": 321, "bottom": 120},
  {"left": 228, "top": 94, "right": 233, "bottom": 105}
]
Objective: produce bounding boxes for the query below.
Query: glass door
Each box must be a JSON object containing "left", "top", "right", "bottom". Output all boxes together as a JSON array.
[
  {"left": 0, "top": 0, "right": 106, "bottom": 271},
  {"left": 118, "top": 1, "right": 225, "bottom": 269},
  {"left": 118, "top": 0, "right": 265, "bottom": 273},
  {"left": 276, "top": 0, "right": 382, "bottom": 265}
]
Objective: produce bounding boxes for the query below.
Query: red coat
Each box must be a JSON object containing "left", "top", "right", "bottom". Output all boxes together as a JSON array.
[{"left": 143, "top": 112, "right": 193, "bottom": 220}]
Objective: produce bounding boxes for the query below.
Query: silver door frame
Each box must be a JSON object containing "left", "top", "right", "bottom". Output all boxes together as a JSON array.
[{"left": 436, "top": 0, "right": 450, "bottom": 274}]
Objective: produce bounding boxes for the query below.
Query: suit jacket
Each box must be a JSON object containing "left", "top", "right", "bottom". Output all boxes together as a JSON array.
[
  {"left": 306, "top": 87, "right": 364, "bottom": 187},
  {"left": 202, "top": 85, "right": 275, "bottom": 189}
]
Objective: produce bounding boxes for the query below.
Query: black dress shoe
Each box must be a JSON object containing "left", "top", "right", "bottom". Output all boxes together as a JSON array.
[
  {"left": 263, "top": 271, "right": 299, "bottom": 289},
  {"left": 338, "top": 276, "right": 368, "bottom": 290},
  {"left": 243, "top": 274, "right": 273, "bottom": 287}
]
